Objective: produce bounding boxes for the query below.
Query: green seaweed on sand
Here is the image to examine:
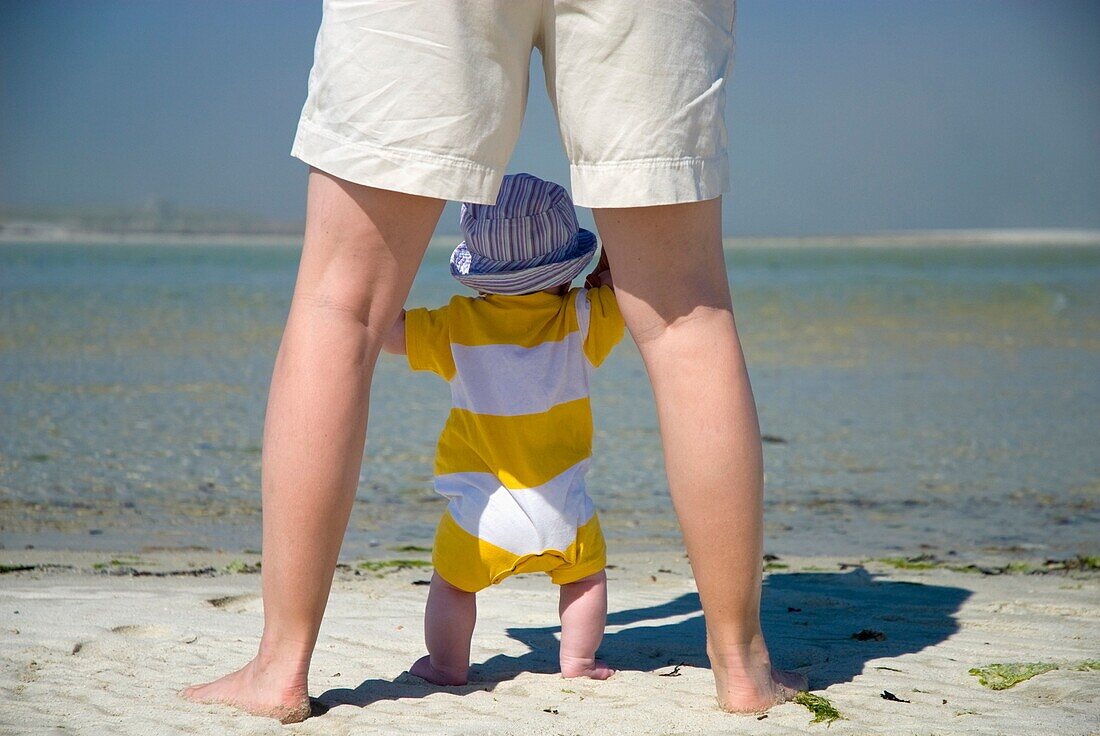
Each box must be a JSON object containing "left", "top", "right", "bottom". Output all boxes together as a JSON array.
[
  {"left": 794, "top": 692, "right": 842, "bottom": 724},
  {"left": 389, "top": 545, "right": 432, "bottom": 553},
  {"left": 1059, "top": 555, "right": 1099, "bottom": 571},
  {"left": 93, "top": 556, "right": 143, "bottom": 570},
  {"left": 0, "top": 564, "right": 37, "bottom": 574},
  {"left": 877, "top": 556, "right": 938, "bottom": 570},
  {"left": 223, "top": 559, "right": 261, "bottom": 574},
  {"left": 879, "top": 555, "right": 1006, "bottom": 574},
  {"left": 970, "top": 659, "right": 1100, "bottom": 690},
  {"left": 880, "top": 554, "right": 1100, "bottom": 576},
  {"left": 763, "top": 562, "right": 789, "bottom": 571},
  {"left": 968, "top": 662, "right": 1058, "bottom": 690},
  {"left": 358, "top": 559, "right": 432, "bottom": 573}
]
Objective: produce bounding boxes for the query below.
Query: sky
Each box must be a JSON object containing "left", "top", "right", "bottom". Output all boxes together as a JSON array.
[{"left": 1, "top": 1, "right": 1098, "bottom": 236}]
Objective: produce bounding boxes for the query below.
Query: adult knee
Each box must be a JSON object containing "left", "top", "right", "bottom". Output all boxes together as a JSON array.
[
  {"left": 623, "top": 299, "right": 736, "bottom": 349},
  {"left": 294, "top": 253, "right": 410, "bottom": 347}
]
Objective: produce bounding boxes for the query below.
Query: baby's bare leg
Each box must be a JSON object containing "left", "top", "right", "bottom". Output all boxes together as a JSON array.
[
  {"left": 409, "top": 573, "right": 475, "bottom": 686},
  {"left": 558, "top": 570, "right": 614, "bottom": 680}
]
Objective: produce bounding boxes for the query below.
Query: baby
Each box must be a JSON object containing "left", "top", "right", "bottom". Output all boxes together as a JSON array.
[{"left": 383, "top": 173, "right": 623, "bottom": 685}]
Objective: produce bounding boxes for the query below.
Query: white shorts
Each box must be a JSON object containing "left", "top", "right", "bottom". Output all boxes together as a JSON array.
[{"left": 292, "top": 1, "right": 735, "bottom": 208}]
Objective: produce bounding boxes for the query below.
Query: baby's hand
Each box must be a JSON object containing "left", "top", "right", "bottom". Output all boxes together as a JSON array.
[
  {"left": 585, "top": 248, "right": 612, "bottom": 289},
  {"left": 381, "top": 309, "right": 407, "bottom": 355}
]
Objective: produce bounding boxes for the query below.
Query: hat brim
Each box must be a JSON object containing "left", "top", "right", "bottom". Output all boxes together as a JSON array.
[{"left": 451, "top": 229, "right": 597, "bottom": 295}]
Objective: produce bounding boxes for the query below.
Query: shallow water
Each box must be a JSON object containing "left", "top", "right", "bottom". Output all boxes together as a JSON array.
[{"left": 1, "top": 241, "right": 1098, "bottom": 560}]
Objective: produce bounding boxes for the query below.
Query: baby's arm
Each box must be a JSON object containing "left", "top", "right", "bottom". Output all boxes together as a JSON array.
[{"left": 381, "top": 309, "right": 407, "bottom": 355}]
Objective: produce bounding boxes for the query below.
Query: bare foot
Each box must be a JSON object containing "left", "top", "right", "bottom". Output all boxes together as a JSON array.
[
  {"left": 408, "top": 654, "right": 469, "bottom": 686},
  {"left": 181, "top": 657, "right": 311, "bottom": 724},
  {"left": 560, "top": 655, "right": 616, "bottom": 680},
  {"left": 712, "top": 659, "right": 806, "bottom": 714},
  {"left": 721, "top": 664, "right": 809, "bottom": 712}
]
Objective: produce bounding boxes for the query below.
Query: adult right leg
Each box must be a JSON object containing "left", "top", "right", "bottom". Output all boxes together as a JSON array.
[
  {"left": 594, "top": 199, "right": 806, "bottom": 713},
  {"left": 182, "top": 169, "right": 444, "bottom": 722}
]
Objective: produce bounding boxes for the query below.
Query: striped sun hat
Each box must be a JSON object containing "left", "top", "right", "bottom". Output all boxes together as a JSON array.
[{"left": 450, "top": 173, "right": 597, "bottom": 295}]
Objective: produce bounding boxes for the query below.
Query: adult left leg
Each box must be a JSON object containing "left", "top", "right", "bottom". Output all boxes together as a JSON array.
[{"left": 181, "top": 171, "right": 444, "bottom": 721}]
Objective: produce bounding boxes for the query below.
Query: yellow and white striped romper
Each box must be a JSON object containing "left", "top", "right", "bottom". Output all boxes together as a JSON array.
[{"left": 405, "top": 285, "right": 624, "bottom": 592}]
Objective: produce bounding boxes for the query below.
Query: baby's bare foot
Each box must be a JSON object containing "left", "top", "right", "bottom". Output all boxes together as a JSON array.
[
  {"left": 408, "top": 654, "right": 469, "bottom": 686},
  {"left": 560, "top": 655, "right": 615, "bottom": 680},
  {"left": 181, "top": 658, "right": 311, "bottom": 724}
]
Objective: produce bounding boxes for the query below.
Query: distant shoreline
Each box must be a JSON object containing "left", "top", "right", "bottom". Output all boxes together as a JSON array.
[
  {"left": 0, "top": 229, "right": 305, "bottom": 248},
  {"left": 723, "top": 228, "right": 1100, "bottom": 249},
  {"left": 2, "top": 227, "right": 1099, "bottom": 249}
]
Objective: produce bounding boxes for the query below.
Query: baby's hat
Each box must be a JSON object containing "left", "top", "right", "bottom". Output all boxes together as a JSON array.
[{"left": 450, "top": 173, "right": 597, "bottom": 295}]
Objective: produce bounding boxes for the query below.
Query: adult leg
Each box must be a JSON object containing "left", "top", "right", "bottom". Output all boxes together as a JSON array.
[
  {"left": 558, "top": 570, "right": 614, "bottom": 680},
  {"left": 409, "top": 572, "right": 477, "bottom": 686},
  {"left": 182, "top": 169, "right": 445, "bottom": 722},
  {"left": 593, "top": 198, "right": 806, "bottom": 713}
]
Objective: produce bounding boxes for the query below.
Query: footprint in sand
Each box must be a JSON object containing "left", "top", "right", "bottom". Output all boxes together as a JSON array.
[
  {"left": 205, "top": 593, "right": 260, "bottom": 612},
  {"left": 74, "top": 624, "right": 191, "bottom": 656},
  {"left": 109, "top": 624, "right": 173, "bottom": 637},
  {"left": 70, "top": 624, "right": 170, "bottom": 655}
]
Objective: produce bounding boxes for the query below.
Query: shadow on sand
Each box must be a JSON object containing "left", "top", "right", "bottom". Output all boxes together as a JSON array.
[{"left": 314, "top": 568, "right": 970, "bottom": 714}]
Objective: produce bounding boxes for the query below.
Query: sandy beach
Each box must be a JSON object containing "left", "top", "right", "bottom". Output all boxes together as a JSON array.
[{"left": 1, "top": 549, "right": 1096, "bottom": 735}]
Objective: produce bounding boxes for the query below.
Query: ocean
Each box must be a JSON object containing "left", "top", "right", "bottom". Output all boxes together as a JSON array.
[{"left": 2, "top": 241, "right": 1098, "bottom": 562}]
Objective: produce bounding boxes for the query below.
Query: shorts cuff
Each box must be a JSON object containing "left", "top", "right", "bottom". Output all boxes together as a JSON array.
[
  {"left": 569, "top": 155, "right": 729, "bottom": 209},
  {"left": 292, "top": 117, "right": 503, "bottom": 204},
  {"left": 550, "top": 557, "right": 606, "bottom": 586}
]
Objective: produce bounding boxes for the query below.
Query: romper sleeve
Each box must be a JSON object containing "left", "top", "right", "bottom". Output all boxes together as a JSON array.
[
  {"left": 581, "top": 285, "right": 625, "bottom": 367},
  {"left": 405, "top": 306, "right": 456, "bottom": 380}
]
